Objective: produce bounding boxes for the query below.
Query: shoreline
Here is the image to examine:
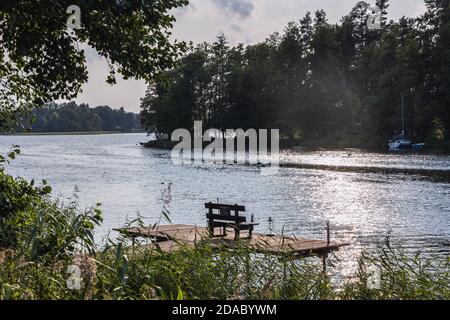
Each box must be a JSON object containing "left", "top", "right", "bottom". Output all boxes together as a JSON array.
[
  {"left": 1, "top": 131, "right": 146, "bottom": 136},
  {"left": 140, "top": 139, "right": 450, "bottom": 156}
]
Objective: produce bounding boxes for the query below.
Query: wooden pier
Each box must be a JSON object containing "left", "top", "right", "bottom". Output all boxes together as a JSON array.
[{"left": 114, "top": 224, "right": 349, "bottom": 260}]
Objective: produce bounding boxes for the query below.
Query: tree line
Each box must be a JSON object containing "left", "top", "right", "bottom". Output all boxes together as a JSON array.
[
  {"left": 26, "top": 102, "right": 142, "bottom": 133},
  {"left": 141, "top": 0, "right": 450, "bottom": 150}
]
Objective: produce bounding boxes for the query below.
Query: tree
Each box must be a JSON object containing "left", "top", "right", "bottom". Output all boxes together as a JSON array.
[
  {"left": 25, "top": 102, "right": 141, "bottom": 132},
  {"left": 362, "top": 18, "right": 421, "bottom": 144},
  {"left": 418, "top": 0, "right": 450, "bottom": 143},
  {"left": 272, "top": 22, "right": 305, "bottom": 138},
  {"left": 0, "top": 0, "right": 188, "bottom": 131}
]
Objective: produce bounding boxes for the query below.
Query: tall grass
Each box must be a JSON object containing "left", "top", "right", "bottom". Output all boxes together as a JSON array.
[{"left": 1, "top": 228, "right": 448, "bottom": 300}]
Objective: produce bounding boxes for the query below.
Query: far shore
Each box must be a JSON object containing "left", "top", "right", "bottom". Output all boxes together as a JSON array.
[{"left": 140, "top": 138, "right": 450, "bottom": 155}]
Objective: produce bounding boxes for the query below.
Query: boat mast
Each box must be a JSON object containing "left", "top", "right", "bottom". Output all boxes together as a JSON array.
[{"left": 401, "top": 91, "right": 405, "bottom": 136}]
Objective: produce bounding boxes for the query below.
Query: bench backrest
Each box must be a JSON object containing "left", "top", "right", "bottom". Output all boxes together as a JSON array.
[{"left": 205, "top": 202, "right": 246, "bottom": 223}]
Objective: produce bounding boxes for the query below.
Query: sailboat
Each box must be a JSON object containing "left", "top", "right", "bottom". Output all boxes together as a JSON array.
[
  {"left": 388, "top": 133, "right": 412, "bottom": 151},
  {"left": 388, "top": 92, "right": 425, "bottom": 152}
]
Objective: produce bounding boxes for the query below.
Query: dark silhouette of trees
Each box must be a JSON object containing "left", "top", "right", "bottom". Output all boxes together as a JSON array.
[
  {"left": 141, "top": 0, "right": 450, "bottom": 150},
  {"left": 29, "top": 102, "right": 141, "bottom": 133}
]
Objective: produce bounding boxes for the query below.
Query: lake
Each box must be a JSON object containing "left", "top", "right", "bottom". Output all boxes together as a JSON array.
[{"left": 1, "top": 133, "right": 449, "bottom": 275}]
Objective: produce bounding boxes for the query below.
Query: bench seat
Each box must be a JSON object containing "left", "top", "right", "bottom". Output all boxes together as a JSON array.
[
  {"left": 205, "top": 202, "right": 258, "bottom": 239},
  {"left": 212, "top": 220, "right": 259, "bottom": 228}
]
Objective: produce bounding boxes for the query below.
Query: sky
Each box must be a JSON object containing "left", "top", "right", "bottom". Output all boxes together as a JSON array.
[{"left": 72, "top": 0, "right": 427, "bottom": 113}]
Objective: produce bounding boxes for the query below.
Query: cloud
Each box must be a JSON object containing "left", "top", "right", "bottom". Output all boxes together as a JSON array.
[
  {"left": 211, "top": 0, "right": 254, "bottom": 19},
  {"left": 230, "top": 24, "right": 243, "bottom": 33}
]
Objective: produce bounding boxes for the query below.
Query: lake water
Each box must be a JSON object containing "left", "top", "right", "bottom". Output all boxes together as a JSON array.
[{"left": 1, "top": 133, "right": 449, "bottom": 274}]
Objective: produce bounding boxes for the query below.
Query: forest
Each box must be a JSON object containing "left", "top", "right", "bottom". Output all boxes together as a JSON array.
[
  {"left": 24, "top": 102, "right": 142, "bottom": 133},
  {"left": 140, "top": 0, "right": 450, "bottom": 150}
]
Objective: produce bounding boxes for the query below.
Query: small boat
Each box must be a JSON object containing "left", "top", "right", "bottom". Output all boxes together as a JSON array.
[
  {"left": 388, "top": 92, "right": 425, "bottom": 152},
  {"left": 389, "top": 136, "right": 425, "bottom": 151},
  {"left": 411, "top": 143, "right": 425, "bottom": 151},
  {"left": 389, "top": 134, "right": 412, "bottom": 151}
]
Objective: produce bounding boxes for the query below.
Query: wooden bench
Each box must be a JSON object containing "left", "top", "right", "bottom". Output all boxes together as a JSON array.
[{"left": 205, "top": 202, "right": 259, "bottom": 239}]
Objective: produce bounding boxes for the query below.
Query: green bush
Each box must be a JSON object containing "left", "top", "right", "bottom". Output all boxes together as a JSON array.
[
  {"left": 0, "top": 169, "right": 102, "bottom": 262},
  {"left": 0, "top": 171, "right": 47, "bottom": 249}
]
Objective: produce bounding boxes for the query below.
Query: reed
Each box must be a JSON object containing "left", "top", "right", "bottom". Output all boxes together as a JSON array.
[{"left": 1, "top": 229, "right": 448, "bottom": 300}]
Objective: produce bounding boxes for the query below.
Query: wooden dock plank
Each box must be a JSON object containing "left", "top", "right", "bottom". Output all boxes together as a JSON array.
[{"left": 115, "top": 224, "right": 349, "bottom": 257}]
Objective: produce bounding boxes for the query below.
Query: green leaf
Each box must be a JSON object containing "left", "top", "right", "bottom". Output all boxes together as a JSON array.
[
  {"left": 42, "top": 186, "right": 52, "bottom": 194},
  {"left": 176, "top": 287, "right": 184, "bottom": 300}
]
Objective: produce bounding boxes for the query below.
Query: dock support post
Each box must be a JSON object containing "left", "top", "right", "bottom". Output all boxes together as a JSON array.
[
  {"left": 234, "top": 205, "right": 240, "bottom": 240},
  {"left": 322, "top": 253, "right": 328, "bottom": 272},
  {"left": 326, "top": 220, "right": 330, "bottom": 246},
  {"left": 131, "top": 236, "right": 136, "bottom": 256},
  {"left": 323, "top": 220, "right": 331, "bottom": 272}
]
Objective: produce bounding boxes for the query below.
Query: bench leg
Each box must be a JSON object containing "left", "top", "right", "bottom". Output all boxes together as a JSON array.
[
  {"left": 208, "top": 222, "right": 214, "bottom": 237},
  {"left": 249, "top": 215, "right": 255, "bottom": 239}
]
